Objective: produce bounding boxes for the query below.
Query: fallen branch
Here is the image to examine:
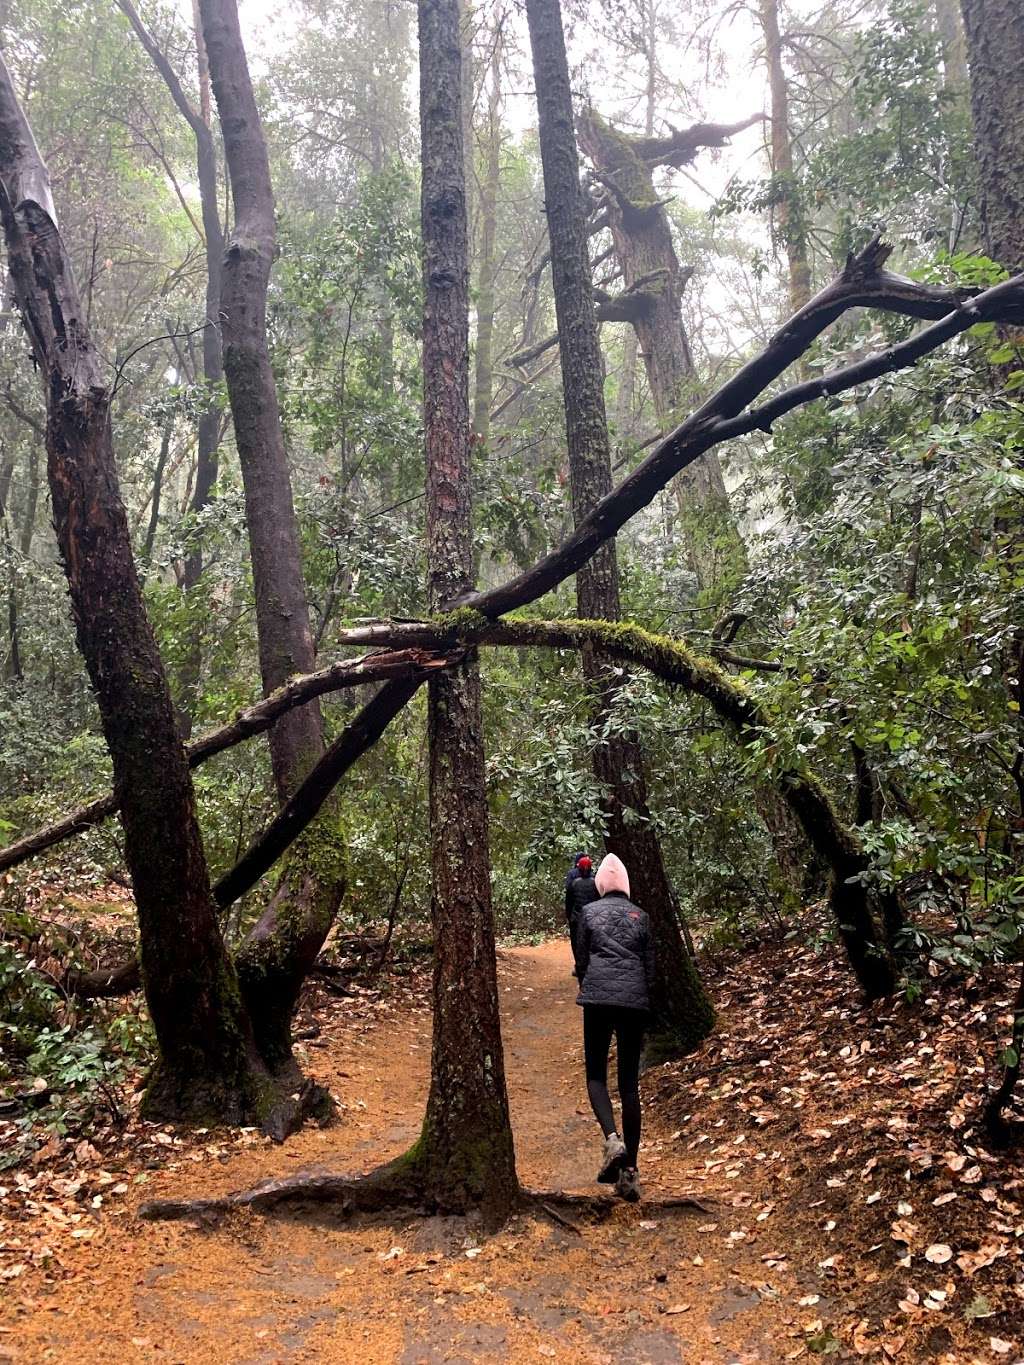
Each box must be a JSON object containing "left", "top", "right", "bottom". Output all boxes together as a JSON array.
[{"left": 64, "top": 958, "right": 141, "bottom": 999}]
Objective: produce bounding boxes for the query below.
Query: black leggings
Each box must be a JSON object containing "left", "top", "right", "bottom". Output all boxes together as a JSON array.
[{"left": 583, "top": 1005, "right": 646, "bottom": 1167}]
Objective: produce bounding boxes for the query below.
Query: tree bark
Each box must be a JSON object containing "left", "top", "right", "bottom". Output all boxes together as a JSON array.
[
  {"left": 960, "top": 0, "right": 1024, "bottom": 270},
  {"left": 199, "top": 0, "right": 347, "bottom": 1073},
  {"left": 413, "top": 0, "right": 518, "bottom": 1222},
  {"left": 525, "top": 0, "right": 715, "bottom": 1055},
  {"left": 759, "top": 0, "right": 812, "bottom": 313},
  {"left": 0, "top": 56, "right": 274, "bottom": 1125}
]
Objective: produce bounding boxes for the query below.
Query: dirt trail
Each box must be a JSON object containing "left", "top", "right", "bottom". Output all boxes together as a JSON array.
[{"left": 5, "top": 942, "right": 820, "bottom": 1364}]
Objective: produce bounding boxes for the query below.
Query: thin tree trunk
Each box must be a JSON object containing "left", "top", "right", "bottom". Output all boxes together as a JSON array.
[
  {"left": 414, "top": 0, "right": 518, "bottom": 1222},
  {"left": 0, "top": 443, "right": 19, "bottom": 681},
  {"left": 614, "top": 329, "right": 638, "bottom": 441},
  {"left": 117, "top": 0, "right": 225, "bottom": 725},
  {"left": 471, "top": 26, "right": 502, "bottom": 442},
  {"left": 199, "top": 0, "right": 346, "bottom": 1073},
  {"left": 0, "top": 58, "right": 273, "bottom": 1124},
  {"left": 141, "top": 418, "right": 172, "bottom": 571},
  {"left": 760, "top": 0, "right": 812, "bottom": 313},
  {"left": 525, "top": 0, "right": 715, "bottom": 1055},
  {"left": 16, "top": 439, "right": 36, "bottom": 558}
]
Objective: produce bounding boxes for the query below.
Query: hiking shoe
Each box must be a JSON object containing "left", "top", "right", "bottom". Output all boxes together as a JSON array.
[
  {"left": 615, "top": 1166, "right": 640, "bottom": 1202},
  {"left": 597, "top": 1132, "right": 627, "bottom": 1184}
]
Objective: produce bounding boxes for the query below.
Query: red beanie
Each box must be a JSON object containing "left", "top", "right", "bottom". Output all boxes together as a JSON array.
[{"left": 577, "top": 856, "right": 592, "bottom": 875}]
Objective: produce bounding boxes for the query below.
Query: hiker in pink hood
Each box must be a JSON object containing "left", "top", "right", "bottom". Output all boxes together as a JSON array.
[{"left": 573, "top": 853, "right": 654, "bottom": 1203}]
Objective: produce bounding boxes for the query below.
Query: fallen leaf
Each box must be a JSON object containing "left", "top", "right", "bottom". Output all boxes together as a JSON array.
[{"left": 924, "top": 1244, "right": 952, "bottom": 1264}]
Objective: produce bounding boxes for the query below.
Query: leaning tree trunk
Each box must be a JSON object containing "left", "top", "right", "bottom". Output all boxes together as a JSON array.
[
  {"left": 413, "top": 0, "right": 518, "bottom": 1222},
  {"left": 0, "top": 57, "right": 274, "bottom": 1126},
  {"left": 199, "top": 0, "right": 346, "bottom": 1075},
  {"left": 525, "top": 0, "right": 715, "bottom": 1055}
]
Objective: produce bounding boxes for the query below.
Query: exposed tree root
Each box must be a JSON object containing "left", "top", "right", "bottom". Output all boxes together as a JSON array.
[{"left": 137, "top": 1169, "right": 716, "bottom": 1225}]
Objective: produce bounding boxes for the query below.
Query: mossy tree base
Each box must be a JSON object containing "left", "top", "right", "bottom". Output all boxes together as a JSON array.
[{"left": 141, "top": 1055, "right": 331, "bottom": 1144}]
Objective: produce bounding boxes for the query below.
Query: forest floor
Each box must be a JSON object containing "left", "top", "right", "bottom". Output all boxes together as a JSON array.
[{"left": 2, "top": 932, "right": 1024, "bottom": 1363}]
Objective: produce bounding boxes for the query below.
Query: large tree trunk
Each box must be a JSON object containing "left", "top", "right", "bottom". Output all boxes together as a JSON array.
[
  {"left": 199, "top": 0, "right": 346, "bottom": 1074},
  {"left": 960, "top": 0, "right": 1024, "bottom": 270},
  {"left": 759, "top": 0, "right": 812, "bottom": 313},
  {"left": 414, "top": 0, "right": 518, "bottom": 1223},
  {"left": 960, "top": 0, "right": 1024, "bottom": 1135},
  {"left": 0, "top": 58, "right": 273, "bottom": 1124},
  {"left": 525, "top": 0, "right": 715, "bottom": 1056}
]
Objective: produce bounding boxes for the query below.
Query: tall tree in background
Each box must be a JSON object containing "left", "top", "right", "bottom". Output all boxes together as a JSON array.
[
  {"left": 759, "top": 0, "right": 812, "bottom": 312},
  {"left": 0, "top": 55, "right": 274, "bottom": 1125},
  {"left": 471, "top": 16, "right": 504, "bottom": 443},
  {"left": 575, "top": 112, "right": 749, "bottom": 497},
  {"left": 525, "top": 0, "right": 715, "bottom": 1053},
  {"left": 115, "top": 0, "right": 225, "bottom": 729},
  {"left": 198, "top": 0, "right": 347, "bottom": 1076},
  {"left": 414, "top": 0, "right": 518, "bottom": 1220},
  {"left": 935, "top": 0, "right": 969, "bottom": 90}
]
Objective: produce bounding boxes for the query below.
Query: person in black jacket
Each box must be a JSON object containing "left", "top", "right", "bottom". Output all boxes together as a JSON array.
[
  {"left": 564, "top": 850, "right": 589, "bottom": 889},
  {"left": 565, "top": 854, "right": 599, "bottom": 968},
  {"left": 575, "top": 853, "right": 654, "bottom": 1202}
]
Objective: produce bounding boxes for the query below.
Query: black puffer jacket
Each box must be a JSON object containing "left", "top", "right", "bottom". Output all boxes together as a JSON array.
[
  {"left": 576, "top": 892, "right": 654, "bottom": 1013},
  {"left": 565, "top": 874, "right": 599, "bottom": 965}
]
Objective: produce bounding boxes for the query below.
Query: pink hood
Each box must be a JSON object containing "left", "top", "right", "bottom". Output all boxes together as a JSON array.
[{"left": 595, "top": 853, "right": 630, "bottom": 899}]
